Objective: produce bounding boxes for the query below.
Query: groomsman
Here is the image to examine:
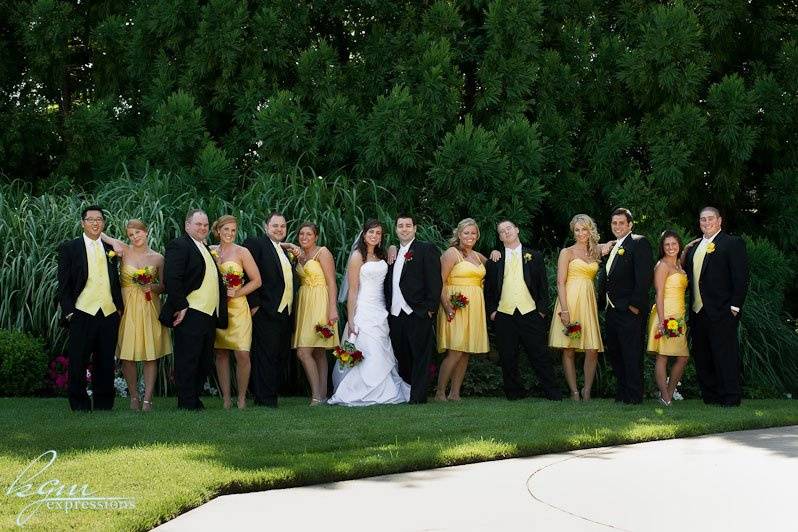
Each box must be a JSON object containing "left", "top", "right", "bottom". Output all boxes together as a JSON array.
[
  {"left": 485, "top": 220, "right": 561, "bottom": 401},
  {"left": 58, "top": 206, "right": 124, "bottom": 411},
  {"left": 244, "top": 212, "right": 295, "bottom": 407},
  {"left": 684, "top": 207, "right": 748, "bottom": 406},
  {"left": 597, "top": 208, "right": 653, "bottom": 404},
  {"left": 385, "top": 215, "right": 442, "bottom": 404},
  {"left": 159, "top": 209, "right": 227, "bottom": 410}
]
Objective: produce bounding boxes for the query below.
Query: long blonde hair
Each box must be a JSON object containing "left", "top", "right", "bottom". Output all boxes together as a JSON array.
[
  {"left": 448, "top": 218, "right": 480, "bottom": 249},
  {"left": 569, "top": 214, "right": 601, "bottom": 261}
]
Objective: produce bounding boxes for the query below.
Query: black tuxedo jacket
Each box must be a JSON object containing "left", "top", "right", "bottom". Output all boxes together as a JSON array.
[
  {"left": 484, "top": 246, "right": 549, "bottom": 317},
  {"left": 159, "top": 234, "right": 228, "bottom": 328},
  {"left": 243, "top": 235, "right": 297, "bottom": 318},
  {"left": 57, "top": 237, "right": 124, "bottom": 327},
  {"left": 684, "top": 231, "right": 748, "bottom": 320},
  {"left": 384, "top": 240, "right": 442, "bottom": 317},
  {"left": 597, "top": 233, "right": 653, "bottom": 312}
]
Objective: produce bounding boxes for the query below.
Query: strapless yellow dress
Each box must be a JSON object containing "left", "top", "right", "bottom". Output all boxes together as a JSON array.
[
  {"left": 215, "top": 261, "right": 252, "bottom": 351},
  {"left": 646, "top": 271, "right": 689, "bottom": 357},
  {"left": 117, "top": 264, "right": 171, "bottom": 361},
  {"left": 292, "top": 259, "right": 339, "bottom": 348},
  {"left": 437, "top": 260, "right": 489, "bottom": 354},
  {"left": 548, "top": 259, "right": 604, "bottom": 352}
]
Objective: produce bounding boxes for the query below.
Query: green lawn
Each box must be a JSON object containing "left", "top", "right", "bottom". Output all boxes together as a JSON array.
[{"left": 1, "top": 397, "right": 796, "bottom": 531}]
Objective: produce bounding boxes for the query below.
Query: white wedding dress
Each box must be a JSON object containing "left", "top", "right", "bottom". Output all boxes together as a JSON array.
[{"left": 328, "top": 260, "right": 410, "bottom": 406}]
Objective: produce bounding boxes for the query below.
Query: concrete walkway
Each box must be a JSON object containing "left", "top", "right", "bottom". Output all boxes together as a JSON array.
[{"left": 157, "top": 426, "right": 797, "bottom": 531}]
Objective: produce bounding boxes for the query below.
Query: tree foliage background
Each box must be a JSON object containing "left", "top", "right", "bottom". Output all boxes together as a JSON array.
[{"left": 1, "top": 0, "right": 796, "bottom": 394}]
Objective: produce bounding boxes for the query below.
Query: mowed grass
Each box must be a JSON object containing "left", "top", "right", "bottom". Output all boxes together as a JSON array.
[{"left": 1, "top": 397, "right": 796, "bottom": 531}]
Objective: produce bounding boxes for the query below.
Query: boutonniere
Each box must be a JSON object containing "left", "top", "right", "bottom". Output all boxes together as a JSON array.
[
  {"left": 210, "top": 249, "right": 220, "bottom": 259},
  {"left": 706, "top": 242, "right": 716, "bottom": 254},
  {"left": 404, "top": 251, "right": 414, "bottom": 262},
  {"left": 523, "top": 252, "right": 533, "bottom": 263},
  {"left": 106, "top": 250, "right": 117, "bottom": 262},
  {"left": 617, "top": 248, "right": 625, "bottom": 256},
  {"left": 286, "top": 250, "right": 296, "bottom": 262}
]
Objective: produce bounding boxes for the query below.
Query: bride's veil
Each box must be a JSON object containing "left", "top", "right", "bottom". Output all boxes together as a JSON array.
[{"left": 337, "top": 231, "right": 362, "bottom": 303}]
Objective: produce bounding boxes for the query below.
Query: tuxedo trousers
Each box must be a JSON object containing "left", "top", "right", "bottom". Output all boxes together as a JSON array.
[
  {"left": 67, "top": 309, "right": 119, "bottom": 411},
  {"left": 605, "top": 307, "right": 645, "bottom": 404},
  {"left": 690, "top": 309, "right": 742, "bottom": 406},
  {"left": 173, "top": 309, "right": 215, "bottom": 410},
  {"left": 389, "top": 311, "right": 434, "bottom": 404},
  {"left": 494, "top": 310, "right": 562, "bottom": 400},
  {"left": 250, "top": 309, "right": 290, "bottom": 407}
]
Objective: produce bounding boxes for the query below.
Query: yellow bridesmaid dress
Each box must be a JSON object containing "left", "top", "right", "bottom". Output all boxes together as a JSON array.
[
  {"left": 646, "top": 271, "right": 689, "bottom": 357},
  {"left": 292, "top": 252, "right": 339, "bottom": 349},
  {"left": 548, "top": 259, "right": 604, "bottom": 352},
  {"left": 437, "top": 256, "right": 489, "bottom": 354},
  {"left": 215, "top": 261, "right": 252, "bottom": 351},
  {"left": 117, "top": 264, "right": 172, "bottom": 361}
]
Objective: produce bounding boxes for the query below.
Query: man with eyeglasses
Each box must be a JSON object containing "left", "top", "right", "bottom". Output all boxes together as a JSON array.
[{"left": 57, "top": 206, "right": 124, "bottom": 411}]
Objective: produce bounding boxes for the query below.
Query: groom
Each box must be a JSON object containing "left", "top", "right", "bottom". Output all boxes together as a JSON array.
[
  {"left": 684, "top": 206, "right": 748, "bottom": 406},
  {"left": 597, "top": 208, "right": 653, "bottom": 404},
  {"left": 385, "top": 214, "right": 442, "bottom": 404}
]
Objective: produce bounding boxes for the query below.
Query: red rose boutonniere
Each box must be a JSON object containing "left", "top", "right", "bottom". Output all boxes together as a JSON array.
[{"left": 404, "top": 250, "right": 414, "bottom": 262}]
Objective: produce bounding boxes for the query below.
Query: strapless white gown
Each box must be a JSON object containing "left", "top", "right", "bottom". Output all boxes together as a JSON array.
[{"left": 329, "top": 260, "right": 410, "bottom": 406}]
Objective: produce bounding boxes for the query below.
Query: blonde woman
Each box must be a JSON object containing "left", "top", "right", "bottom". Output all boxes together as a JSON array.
[
  {"left": 549, "top": 214, "right": 604, "bottom": 401},
  {"left": 211, "top": 215, "right": 261, "bottom": 409},
  {"left": 101, "top": 220, "right": 171, "bottom": 411},
  {"left": 435, "top": 219, "right": 489, "bottom": 401}
]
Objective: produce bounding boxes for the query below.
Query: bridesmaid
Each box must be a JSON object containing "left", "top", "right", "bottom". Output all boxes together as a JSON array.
[
  {"left": 284, "top": 223, "right": 339, "bottom": 405},
  {"left": 211, "top": 215, "right": 261, "bottom": 410},
  {"left": 646, "top": 230, "right": 689, "bottom": 405},
  {"left": 102, "top": 220, "right": 171, "bottom": 411},
  {"left": 435, "top": 218, "right": 489, "bottom": 401},
  {"left": 549, "top": 214, "right": 604, "bottom": 401}
]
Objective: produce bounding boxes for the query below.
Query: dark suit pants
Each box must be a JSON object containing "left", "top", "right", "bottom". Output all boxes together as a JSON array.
[
  {"left": 250, "top": 309, "right": 290, "bottom": 407},
  {"left": 389, "top": 311, "right": 434, "bottom": 404},
  {"left": 605, "top": 307, "right": 645, "bottom": 404},
  {"left": 67, "top": 310, "right": 119, "bottom": 411},
  {"left": 173, "top": 309, "right": 215, "bottom": 410},
  {"left": 494, "top": 310, "right": 562, "bottom": 400},
  {"left": 690, "top": 309, "right": 742, "bottom": 406}
]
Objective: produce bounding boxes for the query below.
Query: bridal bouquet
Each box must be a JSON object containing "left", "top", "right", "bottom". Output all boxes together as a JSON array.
[
  {"left": 447, "top": 292, "right": 469, "bottom": 322},
  {"left": 221, "top": 265, "right": 244, "bottom": 301},
  {"left": 334, "top": 340, "right": 364, "bottom": 368},
  {"left": 315, "top": 321, "right": 335, "bottom": 339},
  {"left": 654, "top": 317, "right": 685, "bottom": 339},
  {"left": 562, "top": 322, "right": 582, "bottom": 340},
  {"left": 131, "top": 266, "right": 157, "bottom": 301}
]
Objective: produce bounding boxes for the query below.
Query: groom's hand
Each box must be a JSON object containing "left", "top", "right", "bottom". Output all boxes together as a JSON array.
[
  {"left": 428, "top": 310, "right": 433, "bottom": 318},
  {"left": 628, "top": 305, "right": 639, "bottom": 315},
  {"left": 173, "top": 308, "right": 187, "bottom": 327},
  {"left": 490, "top": 311, "right": 497, "bottom": 321}
]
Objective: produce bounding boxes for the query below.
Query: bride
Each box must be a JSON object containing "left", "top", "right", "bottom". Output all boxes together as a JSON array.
[{"left": 328, "top": 219, "right": 410, "bottom": 406}]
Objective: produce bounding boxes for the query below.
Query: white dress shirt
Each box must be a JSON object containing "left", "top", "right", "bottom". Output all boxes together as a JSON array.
[
  {"left": 605, "top": 232, "right": 631, "bottom": 308},
  {"left": 391, "top": 239, "right": 415, "bottom": 317}
]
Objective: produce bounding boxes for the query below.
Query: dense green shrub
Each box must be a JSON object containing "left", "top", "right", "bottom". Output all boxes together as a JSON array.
[{"left": 0, "top": 329, "right": 47, "bottom": 395}]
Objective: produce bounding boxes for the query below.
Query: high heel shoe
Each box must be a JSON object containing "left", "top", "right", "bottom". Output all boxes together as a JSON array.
[
  {"left": 130, "top": 397, "right": 141, "bottom": 411},
  {"left": 581, "top": 388, "right": 591, "bottom": 402},
  {"left": 570, "top": 391, "right": 580, "bottom": 402},
  {"left": 142, "top": 400, "right": 153, "bottom": 412},
  {"left": 310, "top": 398, "right": 323, "bottom": 406},
  {"left": 658, "top": 397, "right": 671, "bottom": 407}
]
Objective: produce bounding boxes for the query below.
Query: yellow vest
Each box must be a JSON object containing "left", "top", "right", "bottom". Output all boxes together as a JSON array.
[
  {"left": 75, "top": 239, "right": 116, "bottom": 317},
  {"left": 186, "top": 241, "right": 220, "bottom": 316},
  {"left": 691, "top": 242, "right": 708, "bottom": 313},
  {"left": 274, "top": 241, "right": 293, "bottom": 314},
  {"left": 498, "top": 251, "right": 536, "bottom": 315}
]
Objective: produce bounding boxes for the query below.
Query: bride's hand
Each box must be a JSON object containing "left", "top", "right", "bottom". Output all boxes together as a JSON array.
[
  {"left": 489, "top": 250, "right": 501, "bottom": 262},
  {"left": 386, "top": 245, "right": 397, "bottom": 265}
]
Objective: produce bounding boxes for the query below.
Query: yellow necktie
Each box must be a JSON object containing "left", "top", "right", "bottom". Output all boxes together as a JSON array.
[
  {"left": 691, "top": 243, "right": 707, "bottom": 313},
  {"left": 275, "top": 243, "right": 293, "bottom": 314},
  {"left": 606, "top": 243, "right": 619, "bottom": 273}
]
